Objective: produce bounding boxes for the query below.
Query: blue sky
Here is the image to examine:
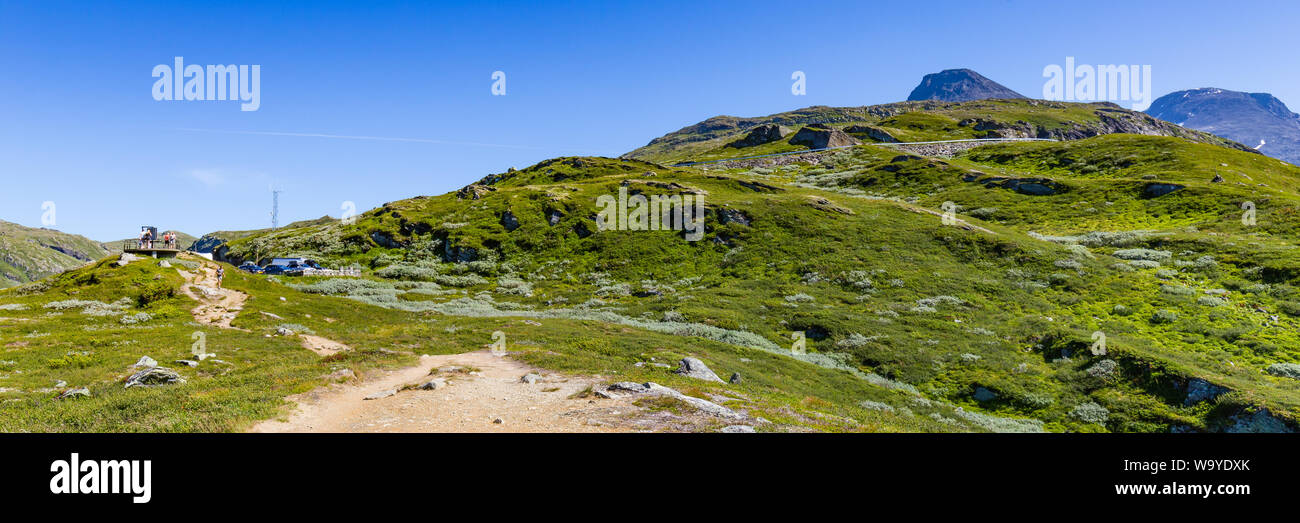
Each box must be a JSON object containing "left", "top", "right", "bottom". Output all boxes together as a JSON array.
[{"left": 2, "top": 0, "right": 1298, "bottom": 240}]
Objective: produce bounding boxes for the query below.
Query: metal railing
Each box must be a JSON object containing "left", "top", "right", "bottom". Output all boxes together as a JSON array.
[{"left": 122, "top": 240, "right": 182, "bottom": 251}]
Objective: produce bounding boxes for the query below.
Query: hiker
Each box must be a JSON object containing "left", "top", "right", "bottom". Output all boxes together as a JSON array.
[
  {"left": 138, "top": 229, "right": 149, "bottom": 249},
  {"left": 216, "top": 266, "right": 224, "bottom": 288}
]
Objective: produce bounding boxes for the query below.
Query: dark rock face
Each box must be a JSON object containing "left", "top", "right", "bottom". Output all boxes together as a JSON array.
[
  {"left": 716, "top": 207, "right": 751, "bottom": 227},
  {"left": 456, "top": 184, "right": 496, "bottom": 200},
  {"left": 907, "top": 68, "right": 1025, "bottom": 102},
  {"left": 788, "top": 126, "right": 861, "bottom": 149},
  {"left": 726, "top": 124, "right": 791, "bottom": 148},
  {"left": 1142, "top": 183, "right": 1185, "bottom": 198},
  {"left": 370, "top": 231, "right": 403, "bottom": 249},
  {"left": 573, "top": 221, "right": 592, "bottom": 238},
  {"left": 1184, "top": 378, "right": 1227, "bottom": 406},
  {"left": 500, "top": 211, "right": 520, "bottom": 232},
  {"left": 546, "top": 209, "right": 564, "bottom": 226},
  {"left": 189, "top": 235, "right": 226, "bottom": 254},
  {"left": 843, "top": 124, "right": 899, "bottom": 143},
  {"left": 973, "top": 176, "right": 1065, "bottom": 196},
  {"left": 1147, "top": 88, "right": 1300, "bottom": 165}
]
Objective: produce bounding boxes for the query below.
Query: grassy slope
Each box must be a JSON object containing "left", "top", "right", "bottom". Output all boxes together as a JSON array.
[
  {"left": 204, "top": 133, "right": 1300, "bottom": 432},
  {"left": 0, "top": 255, "right": 945, "bottom": 432}
]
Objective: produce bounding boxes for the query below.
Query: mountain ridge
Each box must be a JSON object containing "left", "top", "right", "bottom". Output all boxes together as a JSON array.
[{"left": 1146, "top": 87, "right": 1300, "bottom": 165}]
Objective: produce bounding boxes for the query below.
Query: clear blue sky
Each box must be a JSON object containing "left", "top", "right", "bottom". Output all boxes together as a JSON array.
[{"left": 2, "top": 0, "right": 1298, "bottom": 241}]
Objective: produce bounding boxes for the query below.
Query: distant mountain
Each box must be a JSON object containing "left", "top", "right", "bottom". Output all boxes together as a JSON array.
[
  {"left": 1147, "top": 88, "right": 1300, "bottom": 165},
  {"left": 907, "top": 68, "right": 1025, "bottom": 102},
  {"left": 0, "top": 220, "right": 108, "bottom": 288}
]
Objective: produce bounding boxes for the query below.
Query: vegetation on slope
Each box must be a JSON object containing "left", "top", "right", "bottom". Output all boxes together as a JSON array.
[{"left": 0, "top": 220, "right": 108, "bottom": 288}]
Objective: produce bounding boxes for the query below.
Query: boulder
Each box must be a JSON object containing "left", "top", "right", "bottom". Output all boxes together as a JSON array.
[
  {"left": 1142, "top": 183, "right": 1185, "bottom": 198},
  {"left": 520, "top": 373, "right": 542, "bottom": 384},
  {"left": 726, "top": 124, "right": 792, "bottom": 148},
  {"left": 363, "top": 389, "right": 397, "bottom": 400},
  {"left": 788, "top": 126, "right": 861, "bottom": 149},
  {"left": 674, "top": 357, "right": 724, "bottom": 382},
  {"left": 843, "top": 124, "right": 899, "bottom": 143},
  {"left": 57, "top": 387, "right": 90, "bottom": 400},
  {"left": 716, "top": 207, "right": 751, "bottom": 227},
  {"left": 1184, "top": 378, "right": 1227, "bottom": 405},
  {"left": 599, "top": 382, "right": 744, "bottom": 419},
  {"left": 719, "top": 425, "right": 756, "bottom": 433},
  {"left": 133, "top": 355, "right": 157, "bottom": 368},
  {"left": 1211, "top": 174, "right": 1225, "bottom": 183},
  {"left": 174, "top": 359, "right": 199, "bottom": 368},
  {"left": 728, "top": 372, "right": 742, "bottom": 384},
  {"left": 418, "top": 378, "right": 446, "bottom": 390},
  {"left": 124, "top": 367, "right": 185, "bottom": 388}
]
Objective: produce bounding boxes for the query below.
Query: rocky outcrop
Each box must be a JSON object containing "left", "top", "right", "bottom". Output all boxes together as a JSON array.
[
  {"left": 788, "top": 125, "right": 861, "bottom": 149},
  {"left": 907, "top": 68, "right": 1025, "bottom": 102},
  {"left": 968, "top": 176, "right": 1066, "bottom": 196},
  {"left": 124, "top": 367, "right": 185, "bottom": 388},
  {"left": 457, "top": 184, "right": 496, "bottom": 200},
  {"left": 1142, "top": 183, "right": 1185, "bottom": 198},
  {"left": 726, "top": 124, "right": 791, "bottom": 148},
  {"left": 844, "top": 124, "right": 899, "bottom": 143},
  {"left": 500, "top": 211, "right": 520, "bottom": 232},
  {"left": 598, "top": 382, "right": 744, "bottom": 419},
  {"left": 673, "top": 357, "right": 724, "bottom": 382},
  {"left": 716, "top": 207, "right": 751, "bottom": 227}
]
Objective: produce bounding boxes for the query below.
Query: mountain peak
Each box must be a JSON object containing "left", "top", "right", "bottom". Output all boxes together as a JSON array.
[
  {"left": 907, "top": 68, "right": 1025, "bottom": 102},
  {"left": 1147, "top": 87, "right": 1300, "bottom": 164}
]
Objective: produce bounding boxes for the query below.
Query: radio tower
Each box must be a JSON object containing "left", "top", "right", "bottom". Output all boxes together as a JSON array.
[{"left": 270, "top": 187, "right": 283, "bottom": 230}]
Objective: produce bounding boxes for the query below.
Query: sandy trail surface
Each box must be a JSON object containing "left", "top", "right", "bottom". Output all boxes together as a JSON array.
[{"left": 248, "top": 350, "right": 638, "bottom": 433}]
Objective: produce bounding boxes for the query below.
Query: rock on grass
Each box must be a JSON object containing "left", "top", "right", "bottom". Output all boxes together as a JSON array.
[{"left": 673, "top": 357, "right": 724, "bottom": 383}]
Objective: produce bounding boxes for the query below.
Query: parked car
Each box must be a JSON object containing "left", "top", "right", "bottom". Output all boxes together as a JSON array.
[
  {"left": 237, "top": 262, "right": 263, "bottom": 274},
  {"left": 261, "top": 264, "right": 294, "bottom": 276}
]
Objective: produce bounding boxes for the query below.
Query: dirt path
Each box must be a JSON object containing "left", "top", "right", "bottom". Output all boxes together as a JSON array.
[
  {"left": 176, "top": 260, "right": 249, "bottom": 329},
  {"left": 299, "top": 334, "right": 349, "bottom": 356},
  {"left": 248, "top": 351, "right": 637, "bottom": 433}
]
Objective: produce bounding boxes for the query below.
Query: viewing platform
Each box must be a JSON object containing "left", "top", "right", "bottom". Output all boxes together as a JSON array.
[{"left": 122, "top": 241, "right": 182, "bottom": 258}]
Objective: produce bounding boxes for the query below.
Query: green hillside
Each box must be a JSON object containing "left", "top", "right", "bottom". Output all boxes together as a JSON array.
[
  {"left": 0, "top": 220, "right": 108, "bottom": 288},
  {"left": 5, "top": 99, "right": 1300, "bottom": 432},
  {"left": 624, "top": 99, "right": 1255, "bottom": 165}
]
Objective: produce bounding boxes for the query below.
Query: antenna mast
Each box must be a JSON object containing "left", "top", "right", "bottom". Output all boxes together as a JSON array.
[{"left": 270, "top": 187, "right": 283, "bottom": 230}]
